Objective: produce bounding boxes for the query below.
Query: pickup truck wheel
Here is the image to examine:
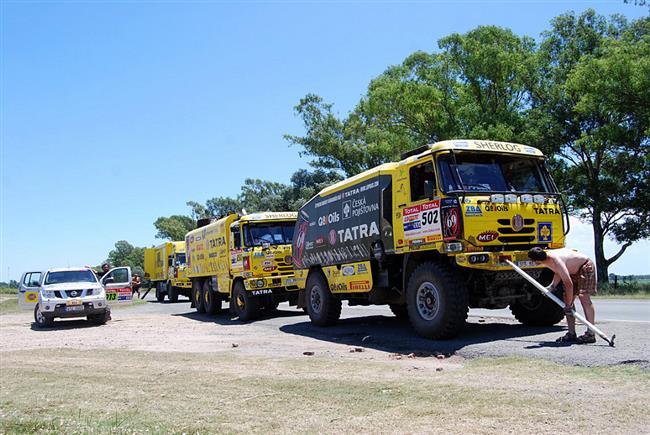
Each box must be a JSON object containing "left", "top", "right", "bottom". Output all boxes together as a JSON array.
[
  {"left": 155, "top": 283, "right": 165, "bottom": 302},
  {"left": 510, "top": 289, "right": 564, "bottom": 326},
  {"left": 88, "top": 309, "right": 110, "bottom": 325},
  {"left": 232, "top": 281, "right": 259, "bottom": 322},
  {"left": 306, "top": 271, "right": 341, "bottom": 326},
  {"left": 168, "top": 283, "right": 179, "bottom": 303},
  {"left": 34, "top": 305, "right": 54, "bottom": 328},
  {"left": 389, "top": 303, "right": 408, "bottom": 319},
  {"left": 203, "top": 280, "right": 222, "bottom": 315},
  {"left": 192, "top": 280, "right": 205, "bottom": 313},
  {"left": 406, "top": 262, "right": 468, "bottom": 339}
]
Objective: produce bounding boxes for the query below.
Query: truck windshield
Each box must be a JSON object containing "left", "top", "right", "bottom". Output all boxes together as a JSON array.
[
  {"left": 175, "top": 253, "right": 186, "bottom": 265},
  {"left": 244, "top": 222, "right": 295, "bottom": 247},
  {"left": 45, "top": 270, "right": 98, "bottom": 285},
  {"left": 437, "top": 153, "right": 551, "bottom": 194}
]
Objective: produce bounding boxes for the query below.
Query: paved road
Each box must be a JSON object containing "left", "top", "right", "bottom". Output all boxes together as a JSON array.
[{"left": 127, "top": 296, "right": 650, "bottom": 368}]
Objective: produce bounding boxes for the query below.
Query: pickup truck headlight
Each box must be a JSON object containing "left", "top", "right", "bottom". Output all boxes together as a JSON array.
[{"left": 41, "top": 290, "right": 55, "bottom": 299}]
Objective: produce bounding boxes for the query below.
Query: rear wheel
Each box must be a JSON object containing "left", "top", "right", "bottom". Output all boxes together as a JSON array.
[
  {"left": 203, "top": 280, "right": 222, "bottom": 315},
  {"left": 34, "top": 304, "right": 54, "bottom": 328},
  {"left": 168, "top": 283, "right": 179, "bottom": 303},
  {"left": 192, "top": 280, "right": 205, "bottom": 313},
  {"left": 155, "top": 283, "right": 165, "bottom": 302},
  {"left": 232, "top": 281, "right": 260, "bottom": 321},
  {"left": 510, "top": 288, "right": 565, "bottom": 326},
  {"left": 406, "top": 262, "right": 468, "bottom": 339},
  {"left": 305, "top": 271, "right": 341, "bottom": 326}
]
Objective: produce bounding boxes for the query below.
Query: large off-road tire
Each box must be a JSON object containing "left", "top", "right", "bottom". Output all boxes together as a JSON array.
[
  {"left": 168, "top": 283, "right": 179, "bottom": 303},
  {"left": 305, "top": 271, "right": 341, "bottom": 326},
  {"left": 192, "top": 280, "right": 205, "bottom": 314},
  {"left": 203, "top": 280, "right": 222, "bottom": 315},
  {"left": 405, "top": 262, "right": 468, "bottom": 339},
  {"left": 389, "top": 303, "right": 408, "bottom": 319},
  {"left": 510, "top": 289, "right": 565, "bottom": 326},
  {"left": 88, "top": 309, "right": 110, "bottom": 325},
  {"left": 34, "top": 304, "right": 54, "bottom": 328},
  {"left": 232, "top": 281, "right": 260, "bottom": 321},
  {"left": 155, "top": 283, "right": 165, "bottom": 302}
]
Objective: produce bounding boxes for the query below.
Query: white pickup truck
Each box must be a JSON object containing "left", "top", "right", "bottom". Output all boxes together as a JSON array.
[{"left": 18, "top": 266, "right": 132, "bottom": 327}]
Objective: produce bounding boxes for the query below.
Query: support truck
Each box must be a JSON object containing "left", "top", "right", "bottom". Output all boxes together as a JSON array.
[
  {"left": 292, "top": 139, "right": 569, "bottom": 339},
  {"left": 144, "top": 241, "right": 191, "bottom": 302},
  {"left": 185, "top": 212, "right": 299, "bottom": 321}
]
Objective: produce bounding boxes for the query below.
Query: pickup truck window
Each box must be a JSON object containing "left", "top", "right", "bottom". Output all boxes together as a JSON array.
[{"left": 45, "top": 270, "right": 97, "bottom": 285}]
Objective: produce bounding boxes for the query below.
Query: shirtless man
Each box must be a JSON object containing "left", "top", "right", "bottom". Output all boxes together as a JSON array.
[{"left": 527, "top": 247, "right": 598, "bottom": 344}]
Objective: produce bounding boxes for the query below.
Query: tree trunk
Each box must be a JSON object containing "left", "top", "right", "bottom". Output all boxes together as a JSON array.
[{"left": 592, "top": 210, "right": 609, "bottom": 283}]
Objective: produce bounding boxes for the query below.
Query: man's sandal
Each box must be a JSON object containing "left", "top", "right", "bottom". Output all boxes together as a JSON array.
[
  {"left": 555, "top": 332, "right": 577, "bottom": 343},
  {"left": 576, "top": 333, "right": 596, "bottom": 344}
]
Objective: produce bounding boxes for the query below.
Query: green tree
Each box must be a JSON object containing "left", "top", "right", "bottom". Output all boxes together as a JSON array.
[
  {"left": 153, "top": 215, "right": 195, "bottom": 240},
  {"left": 533, "top": 11, "right": 649, "bottom": 281},
  {"left": 106, "top": 240, "right": 145, "bottom": 273}
]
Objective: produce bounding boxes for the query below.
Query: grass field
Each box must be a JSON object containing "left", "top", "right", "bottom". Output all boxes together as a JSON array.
[{"left": 1, "top": 350, "right": 647, "bottom": 434}]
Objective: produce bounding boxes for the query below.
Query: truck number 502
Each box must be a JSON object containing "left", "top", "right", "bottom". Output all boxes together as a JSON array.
[{"left": 421, "top": 210, "right": 439, "bottom": 226}]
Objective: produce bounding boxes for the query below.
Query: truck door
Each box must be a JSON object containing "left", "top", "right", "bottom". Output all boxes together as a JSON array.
[
  {"left": 394, "top": 158, "right": 444, "bottom": 248},
  {"left": 101, "top": 266, "right": 132, "bottom": 304},
  {"left": 18, "top": 271, "right": 42, "bottom": 310}
]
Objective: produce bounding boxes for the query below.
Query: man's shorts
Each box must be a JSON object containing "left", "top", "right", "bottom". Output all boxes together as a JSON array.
[{"left": 571, "top": 259, "right": 597, "bottom": 296}]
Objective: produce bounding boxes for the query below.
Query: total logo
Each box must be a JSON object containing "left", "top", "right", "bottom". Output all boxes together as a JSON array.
[{"left": 318, "top": 211, "right": 340, "bottom": 226}]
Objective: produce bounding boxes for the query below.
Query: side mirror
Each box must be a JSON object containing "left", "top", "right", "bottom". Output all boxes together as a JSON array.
[{"left": 424, "top": 180, "right": 434, "bottom": 199}]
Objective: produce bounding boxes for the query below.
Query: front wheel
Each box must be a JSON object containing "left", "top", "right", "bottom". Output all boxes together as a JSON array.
[
  {"left": 34, "top": 304, "right": 54, "bottom": 328},
  {"left": 168, "top": 283, "right": 179, "bottom": 303},
  {"left": 305, "top": 272, "right": 341, "bottom": 326},
  {"left": 232, "top": 281, "right": 260, "bottom": 322},
  {"left": 192, "top": 280, "right": 205, "bottom": 314},
  {"left": 389, "top": 303, "right": 408, "bottom": 319},
  {"left": 203, "top": 280, "right": 223, "bottom": 315},
  {"left": 406, "top": 262, "right": 468, "bottom": 339},
  {"left": 88, "top": 309, "right": 110, "bottom": 325}
]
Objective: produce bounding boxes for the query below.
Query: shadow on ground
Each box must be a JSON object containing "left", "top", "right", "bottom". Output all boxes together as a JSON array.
[{"left": 173, "top": 306, "right": 306, "bottom": 326}]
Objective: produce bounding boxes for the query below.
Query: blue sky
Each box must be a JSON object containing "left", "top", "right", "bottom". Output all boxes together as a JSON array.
[{"left": 1, "top": 0, "right": 648, "bottom": 280}]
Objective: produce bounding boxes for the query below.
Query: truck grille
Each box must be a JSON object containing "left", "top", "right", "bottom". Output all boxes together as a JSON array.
[
  {"left": 497, "top": 218, "right": 536, "bottom": 244},
  {"left": 54, "top": 290, "right": 87, "bottom": 298}
]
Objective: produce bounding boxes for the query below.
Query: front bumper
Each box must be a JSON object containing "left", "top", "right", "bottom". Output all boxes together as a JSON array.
[
  {"left": 454, "top": 251, "right": 540, "bottom": 271},
  {"left": 243, "top": 275, "right": 299, "bottom": 293},
  {"left": 39, "top": 296, "right": 108, "bottom": 318}
]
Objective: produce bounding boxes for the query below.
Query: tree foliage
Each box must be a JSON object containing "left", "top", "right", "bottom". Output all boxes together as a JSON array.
[
  {"left": 106, "top": 240, "right": 145, "bottom": 276},
  {"left": 153, "top": 215, "right": 195, "bottom": 241}
]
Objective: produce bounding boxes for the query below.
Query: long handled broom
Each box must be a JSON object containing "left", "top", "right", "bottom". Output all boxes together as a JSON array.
[{"left": 505, "top": 259, "right": 615, "bottom": 347}]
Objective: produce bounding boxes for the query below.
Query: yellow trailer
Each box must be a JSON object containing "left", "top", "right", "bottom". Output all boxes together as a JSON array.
[
  {"left": 185, "top": 212, "right": 298, "bottom": 321},
  {"left": 143, "top": 241, "right": 191, "bottom": 302}
]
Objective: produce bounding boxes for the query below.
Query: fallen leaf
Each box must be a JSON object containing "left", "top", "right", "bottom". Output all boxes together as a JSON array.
[{"left": 303, "top": 351, "right": 314, "bottom": 356}]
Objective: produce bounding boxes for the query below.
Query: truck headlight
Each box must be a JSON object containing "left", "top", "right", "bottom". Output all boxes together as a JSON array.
[{"left": 41, "top": 291, "right": 55, "bottom": 299}]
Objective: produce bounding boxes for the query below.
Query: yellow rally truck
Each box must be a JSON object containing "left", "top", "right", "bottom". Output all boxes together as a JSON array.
[
  {"left": 185, "top": 212, "right": 299, "bottom": 321},
  {"left": 144, "top": 241, "right": 191, "bottom": 303},
  {"left": 292, "top": 139, "right": 568, "bottom": 339}
]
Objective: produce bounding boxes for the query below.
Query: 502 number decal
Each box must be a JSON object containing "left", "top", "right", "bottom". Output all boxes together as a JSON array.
[{"left": 421, "top": 210, "right": 439, "bottom": 226}]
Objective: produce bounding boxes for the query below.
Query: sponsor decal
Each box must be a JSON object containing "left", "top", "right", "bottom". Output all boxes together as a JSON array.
[
  {"left": 533, "top": 206, "right": 560, "bottom": 215},
  {"left": 511, "top": 214, "right": 525, "bottom": 232},
  {"left": 328, "top": 229, "right": 337, "bottom": 245},
  {"left": 477, "top": 230, "right": 499, "bottom": 243},
  {"left": 315, "top": 236, "right": 326, "bottom": 246},
  {"left": 538, "top": 222, "right": 553, "bottom": 242},
  {"left": 335, "top": 222, "right": 380, "bottom": 243},
  {"left": 465, "top": 205, "right": 482, "bottom": 217},
  {"left": 474, "top": 141, "right": 523, "bottom": 153},
  {"left": 263, "top": 266, "right": 277, "bottom": 272},
  {"left": 357, "top": 263, "right": 368, "bottom": 274},
  {"left": 342, "top": 265, "right": 355, "bottom": 276},
  {"left": 285, "top": 278, "right": 297, "bottom": 285},
  {"left": 330, "top": 283, "right": 348, "bottom": 292},
  {"left": 403, "top": 199, "right": 442, "bottom": 241},
  {"left": 318, "top": 211, "right": 340, "bottom": 226},
  {"left": 25, "top": 292, "right": 38, "bottom": 302},
  {"left": 349, "top": 280, "right": 371, "bottom": 291},
  {"left": 253, "top": 252, "right": 264, "bottom": 257},
  {"left": 342, "top": 201, "right": 351, "bottom": 219},
  {"left": 262, "top": 260, "right": 273, "bottom": 267},
  {"left": 523, "top": 146, "right": 538, "bottom": 154},
  {"left": 484, "top": 204, "right": 509, "bottom": 212},
  {"left": 251, "top": 289, "right": 273, "bottom": 296}
]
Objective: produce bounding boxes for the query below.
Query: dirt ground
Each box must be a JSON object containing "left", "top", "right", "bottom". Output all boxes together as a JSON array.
[{"left": 1, "top": 300, "right": 649, "bottom": 433}]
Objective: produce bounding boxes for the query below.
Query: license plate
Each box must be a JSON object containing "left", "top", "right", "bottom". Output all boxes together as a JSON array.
[
  {"left": 66, "top": 299, "right": 82, "bottom": 306},
  {"left": 65, "top": 305, "right": 84, "bottom": 312},
  {"left": 517, "top": 260, "right": 537, "bottom": 268}
]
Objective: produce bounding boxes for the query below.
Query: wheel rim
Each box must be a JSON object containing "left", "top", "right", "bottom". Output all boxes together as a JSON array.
[
  {"left": 309, "top": 285, "right": 322, "bottom": 314},
  {"left": 194, "top": 289, "right": 201, "bottom": 304},
  {"left": 36, "top": 306, "right": 45, "bottom": 324},
  {"left": 236, "top": 292, "right": 246, "bottom": 310},
  {"left": 416, "top": 281, "right": 440, "bottom": 321},
  {"left": 204, "top": 290, "right": 210, "bottom": 305},
  {"left": 520, "top": 293, "right": 543, "bottom": 311}
]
